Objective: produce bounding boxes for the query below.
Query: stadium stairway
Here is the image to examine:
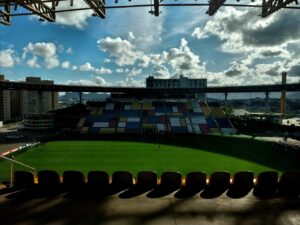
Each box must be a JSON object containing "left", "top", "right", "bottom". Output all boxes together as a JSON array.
[{"left": 1, "top": 170, "right": 299, "bottom": 200}]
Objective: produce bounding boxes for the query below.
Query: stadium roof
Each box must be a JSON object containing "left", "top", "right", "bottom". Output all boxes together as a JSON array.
[{"left": 1, "top": 0, "right": 299, "bottom": 25}]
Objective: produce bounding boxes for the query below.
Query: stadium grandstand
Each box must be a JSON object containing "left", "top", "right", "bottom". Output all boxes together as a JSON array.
[
  {"left": 1, "top": 1, "right": 300, "bottom": 225},
  {"left": 77, "top": 100, "right": 236, "bottom": 135}
]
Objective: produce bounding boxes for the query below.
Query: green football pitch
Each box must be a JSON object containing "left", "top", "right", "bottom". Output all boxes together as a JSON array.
[{"left": 0, "top": 135, "right": 299, "bottom": 180}]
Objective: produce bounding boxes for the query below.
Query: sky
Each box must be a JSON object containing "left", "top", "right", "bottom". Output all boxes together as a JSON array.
[{"left": 0, "top": 0, "right": 300, "bottom": 90}]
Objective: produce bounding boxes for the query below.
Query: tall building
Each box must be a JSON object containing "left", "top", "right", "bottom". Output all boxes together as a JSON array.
[
  {"left": 0, "top": 75, "right": 59, "bottom": 121},
  {"left": 146, "top": 75, "right": 207, "bottom": 100},
  {"left": 19, "top": 77, "right": 59, "bottom": 118},
  {"left": 0, "top": 75, "right": 11, "bottom": 121},
  {"left": 0, "top": 90, "right": 11, "bottom": 121},
  {"left": 10, "top": 90, "right": 22, "bottom": 120}
]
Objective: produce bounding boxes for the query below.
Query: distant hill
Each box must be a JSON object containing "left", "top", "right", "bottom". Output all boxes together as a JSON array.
[
  {"left": 287, "top": 92, "right": 300, "bottom": 99},
  {"left": 60, "top": 92, "right": 109, "bottom": 101}
]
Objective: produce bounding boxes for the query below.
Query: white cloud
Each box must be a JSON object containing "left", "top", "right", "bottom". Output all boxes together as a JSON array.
[
  {"left": 283, "top": 58, "right": 300, "bottom": 78},
  {"left": 78, "top": 62, "right": 112, "bottom": 74},
  {"left": 62, "top": 61, "right": 71, "bottom": 69},
  {"left": 127, "top": 68, "right": 142, "bottom": 77},
  {"left": 57, "top": 44, "right": 64, "bottom": 54},
  {"left": 67, "top": 79, "right": 95, "bottom": 86},
  {"left": 162, "top": 38, "right": 206, "bottom": 78},
  {"left": 128, "top": 32, "right": 135, "bottom": 41},
  {"left": 97, "top": 67, "right": 112, "bottom": 75},
  {"left": 23, "top": 42, "right": 56, "bottom": 58},
  {"left": 103, "top": 58, "right": 111, "bottom": 63},
  {"left": 137, "top": 54, "right": 151, "bottom": 68},
  {"left": 152, "top": 65, "right": 170, "bottom": 79},
  {"left": 72, "top": 65, "right": 78, "bottom": 70},
  {"left": 192, "top": 7, "right": 300, "bottom": 53},
  {"left": 116, "top": 77, "right": 145, "bottom": 87},
  {"left": 27, "top": 56, "right": 40, "bottom": 68},
  {"left": 97, "top": 36, "right": 142, "bottom": 66},
  {"left": 116, "top": 68, "right": 129, "bottom": 73},
  {"left": 192, "top": 7, "right": 252, "bottom": 53},
  {"left": 67, "top": 76, "right": 109, "bottom": 86},
  {"left": 46, "top": 0, "right": 92, "bottom": 29},
  {"left": 98, "top": 35, "right": 205, "bottom": 78},
  {"left": 23, "top": 42, "right": 59, "bottom": 69},
  {"left": 94, "top": 76, "right": 108, "bottom": 86},
  {"left": 206, "top": 70, "right": 280, "bottom": 87},
  {"left": 116, "top": 68, "right": 124, "bottom": 73},
  {"left": 165, "top": 8, "right": 207, "bottom": 38},
  {"left": 191, "top": 7, "right": 300, "bottom": 85},
  {"left": 109, "top": 8, "right": 165, "bottom": 50},
  {"left": 0, "top": 49, "right": 15, "bottom": 67},
  {"left": 46, "top": 56, "right": 60, "bottom": 69},
  {"left": 66, "top": 47, "right": 73, "bottom": 54},
  {"left": 79, "top": 62, "right": 94, "bottom": 71}
]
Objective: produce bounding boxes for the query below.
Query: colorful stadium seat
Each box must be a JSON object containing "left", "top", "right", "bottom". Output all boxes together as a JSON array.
[{"left": 77, "top": 100, "right": 236, "bottom": 135}]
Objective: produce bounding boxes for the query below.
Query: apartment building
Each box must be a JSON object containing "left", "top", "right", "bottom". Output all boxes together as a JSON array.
[
  {"left": 0, "top": 75, "right": 11, "bottom": 121},
  {"left": 0, "top": 75, "right": 59, "bottom": 121},
  {"left": 146, "top": 75, "right": 207, "bottom": 100}
]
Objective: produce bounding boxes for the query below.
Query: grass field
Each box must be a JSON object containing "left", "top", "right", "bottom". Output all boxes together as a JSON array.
[{"left": 0, "top": 135, "right": 299, "bottom": 180}]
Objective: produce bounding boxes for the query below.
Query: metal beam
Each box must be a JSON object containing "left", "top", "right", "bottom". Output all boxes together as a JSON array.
[
  {"left": 13, "top": 0, "right": 55, "bottom": 22},
  {"left": 84, "top": 0, "right": 105, "bottom": 18},
  {"left": 206, "top": 0, "right": 226, "bottom": 16},
  {"left": 0, "top": 80, "right": 299, "bottom": 93},
  {"left": 0, "top": 2, "right": 10, "bottom": 25},
  {"left": 154, "top": 0, "right": 160, "bottom": 16},
  {"left": 261, "top": 0, "right": 298, "bottom": 17}
]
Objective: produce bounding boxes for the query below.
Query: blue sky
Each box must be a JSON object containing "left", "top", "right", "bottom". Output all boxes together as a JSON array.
[{"left": 0, "top": 0, "right": 300, "bottom": 89}]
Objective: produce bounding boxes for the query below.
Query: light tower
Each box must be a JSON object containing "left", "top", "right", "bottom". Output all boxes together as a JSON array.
[{"left": 280, "top": 72, "right": 287, "bottom": 116}]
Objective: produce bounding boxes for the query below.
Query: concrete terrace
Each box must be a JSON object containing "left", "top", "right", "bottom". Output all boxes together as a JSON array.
[{"left": 0, "top": 191, "right": 299, "bottom": 225}]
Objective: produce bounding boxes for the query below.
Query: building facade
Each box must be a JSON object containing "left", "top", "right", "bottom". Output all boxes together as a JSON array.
[
  {"left": 20, "top": 77, "right": 59, "bottom": 118},
  {"left": 24, "top": 113, "right": 55, "bottom": 130},
  {"left": 0, "top": 75, "right": 11, "bottom": 121},
  {"left": 0, "top": 75, "right": 59, "bottom": 122},
  {"left": 0, "top": 90, "right": 11, "bottom": 121},
  {"left": 146, "top": 75, "right": 207, "bottom": 100}
]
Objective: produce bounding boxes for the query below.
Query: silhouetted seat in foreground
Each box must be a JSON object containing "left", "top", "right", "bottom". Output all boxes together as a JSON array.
[
  {"left": 63, "top": 171, "right": 85, "bottom": 193},
  {"left": 136, "top": 171, "right": 158, "bottom": 189},
  {"left": 14, "top": 171, "right": 35, "bottom": 189},
  {"left": 227, "top": 171, "right": 254, "bottom": 198},
  {"left": 253, "top": 171, "right": 278, "bottom": 199},
  {"left": 147, "top": 172, "right": 182, "bottom": 198},
  {"left": 4, "top": 171, "right": 35, "bottom": 200},
  {"left": 119, "top": 171, "right": 158, "bottom": 199},
  {"left": 87, "top": 171, "right": 109, "bottom": 197},
  {"left": 201, "top": 172, "right": 230, "bottom": 198},
  {"left": 110, "top": 171, "right": 133, "bottom": 194},
  {"left": 175, "top": 172, "right": 206, "bottom": 199},
  {"left": 0, "top": 171, "right": 34, "bottom": 195},
  {"left": 278, "top": 171, "right": 300, "bottom": 198},
  {"left": 38, "top": 170, "right": 61, "bottom": 196}
]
